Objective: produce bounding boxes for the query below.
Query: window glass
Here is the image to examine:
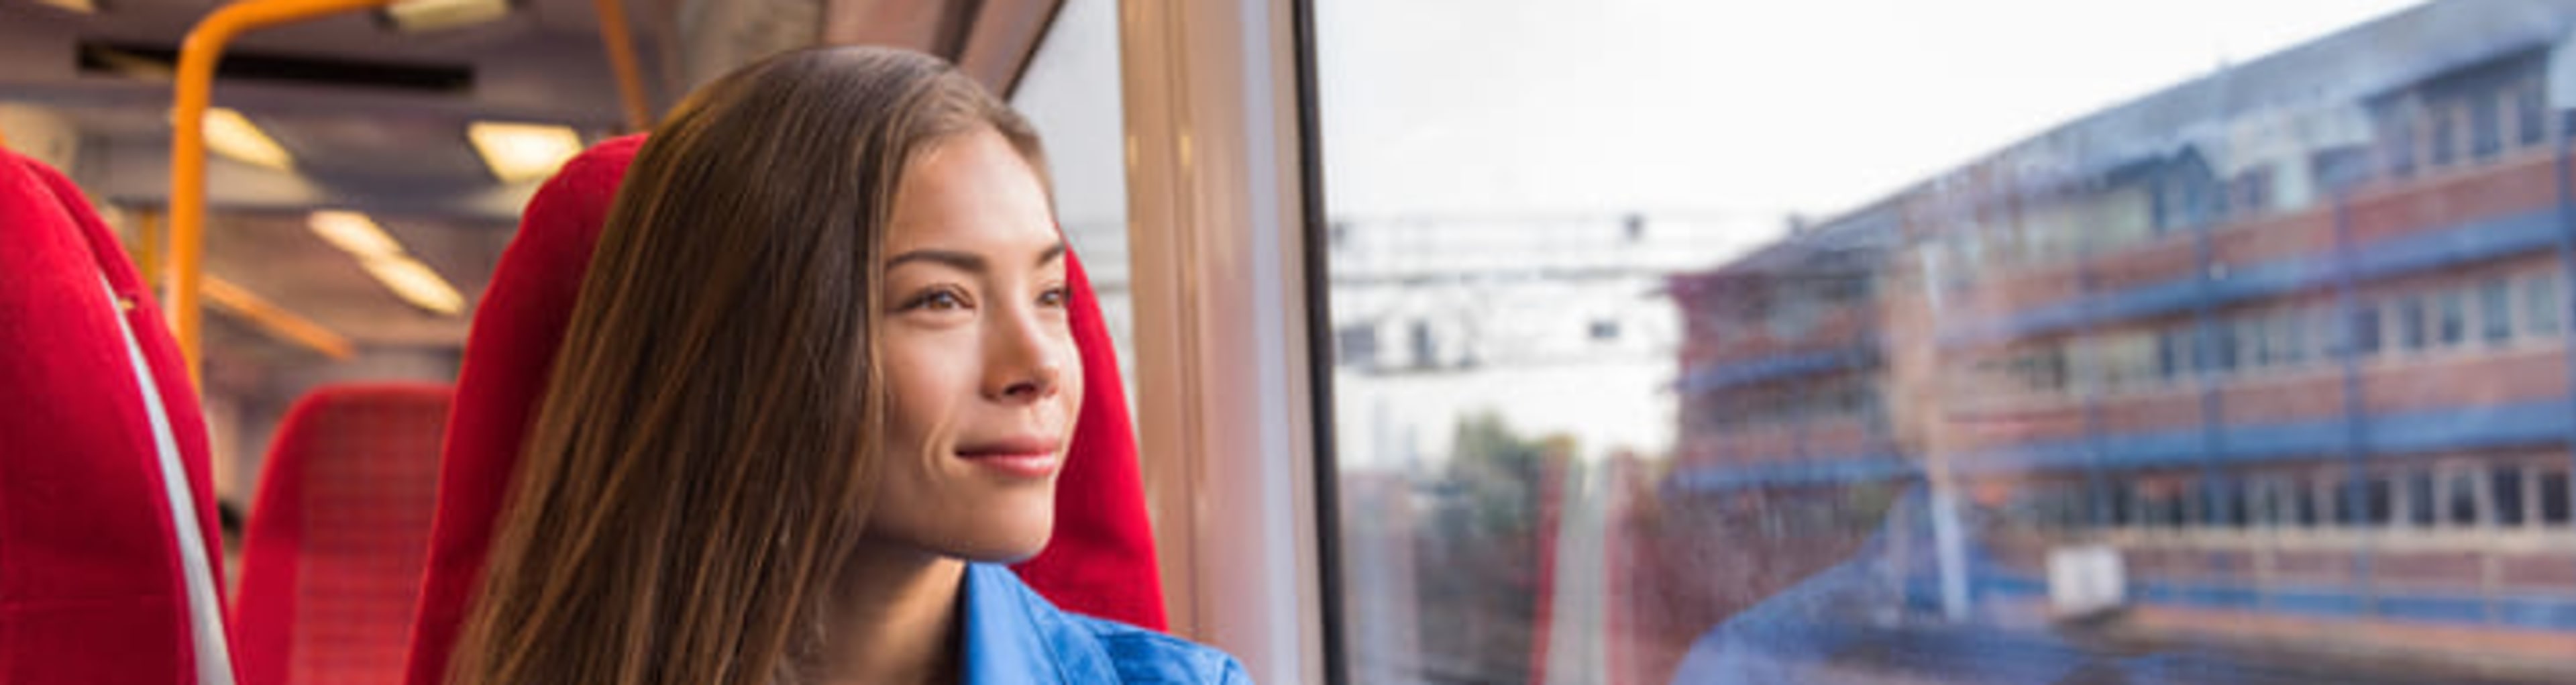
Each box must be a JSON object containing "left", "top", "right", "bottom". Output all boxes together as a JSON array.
[
  {"left": 2436, "top": 287, "right": 2467, "bottom": 347},
  {"left": 2530, "top": 273, "right": 2564, "bottom": 337},
  {"left": 2351, "top": 301, "right": 2384, "bottom": 356},
  {"left": 1310, "top": 2, "right": 2576, "bottom": 682},
  {"left": 2481, "top": 278, "right": 2513, "bottom": 344},
  {"left": 1010, "top": 0, "right": 1134, "bottom": 390},
  {"left": 2543, "top": 469, "right": 2573, "bottom": 525},
  {"left": 2495, "top": 466, "right": 2526, "bottom": 527},
  {"left": 2447, "top": 470, "right": 2482, "bottom": 526},
  {"left": 2400, "top": 295, "right": 2430, "bottom": 352},
  {"left": 2408, "top": 468, "right": 2438, "bottom": 527}
]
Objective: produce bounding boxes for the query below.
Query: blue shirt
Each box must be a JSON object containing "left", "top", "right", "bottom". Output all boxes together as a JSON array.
[{"left": 959, "top": 563, "right": 1251, "bottom": 684}]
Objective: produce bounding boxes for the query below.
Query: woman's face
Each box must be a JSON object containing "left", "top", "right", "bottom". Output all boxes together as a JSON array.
[{"left": 866, "top": 126, "right": 1081, "bottom": 562}]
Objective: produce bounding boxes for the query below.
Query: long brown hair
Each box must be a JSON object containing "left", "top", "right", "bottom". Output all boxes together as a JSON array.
[{"left": 449, "top": 47, "right": 1047, "bottom": 685}]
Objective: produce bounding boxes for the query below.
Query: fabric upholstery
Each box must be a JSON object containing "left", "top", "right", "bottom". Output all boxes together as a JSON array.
[
  {"left": 234, "top": 383, "right": 452, "bottom": 685},
  {"left": 0, "top": 150, "right": 231, "bottom": 683},
  {"left": 402, "top": 135, "right": 1166, "bottom": 685}
]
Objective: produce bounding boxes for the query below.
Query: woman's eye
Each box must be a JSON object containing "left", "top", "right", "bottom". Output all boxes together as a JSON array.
[
  {"left": 1038, "top": 285, "right": 1071, "bottom": 309},
  {"left": 902, "top": 288, "right": 969, "bottom": 312}
]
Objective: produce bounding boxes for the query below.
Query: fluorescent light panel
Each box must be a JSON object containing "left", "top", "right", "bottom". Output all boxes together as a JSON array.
[
  {"left": 31, "top": 0, "right": 96, "bottom": 14},
  {"left": 466, "top": 121, "right": 582, "bottom": 182},
  {"left": 385, "top": 0, "right": 512, "bottom": 32},
  {"left": 205, "top": 108, "right": 293, "bottom": 171},
  {"left": 307, "top": 210, "right": 466, "bottom": 316},
  {"left": 307, "top": 211, "right": 402, "bottom": 260},
  {"left": 363, "top": 256, "right": 466, "bottom": 315}
]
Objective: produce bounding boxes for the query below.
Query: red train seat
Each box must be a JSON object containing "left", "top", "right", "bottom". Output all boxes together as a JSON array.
[
  {"left": 0, "top": 150, "right": 236, "bottom": 683},
  {"left": 402, "top": 135, "right": 1166, "bottom": 685},
  {"left": 233, "top": 383, "right": 452, "bottom": 685}
]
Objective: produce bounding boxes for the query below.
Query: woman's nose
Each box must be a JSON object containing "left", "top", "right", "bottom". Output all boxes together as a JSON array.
[{"left": 986, "top": 309, "right": 1066, "bottom": 402}]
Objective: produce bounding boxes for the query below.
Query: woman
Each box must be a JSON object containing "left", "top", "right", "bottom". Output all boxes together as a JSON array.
[{"left": 447, "top": 47, "right": 1246, "bottom": 685}]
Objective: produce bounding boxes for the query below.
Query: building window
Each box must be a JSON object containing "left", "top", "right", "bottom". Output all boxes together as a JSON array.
[
  {"left": 2296, "top": 479, "right": 2324, "bottom": 527},
  {"left": 2350, "top": 301, "right": 2384, "bottom": 356},
  {"left": 2472, "top": 92, "right": 2503, "bottom": 160},
  {"left": 2276, "top": 311, "right": 2308, "bottom": 366},
  {"left": 2157, "top": 329, "right": 2190, "bottom": 380},
  {"left": 2432, "top": 105, "right": 2459, "bottom": 166},
  {"left": 2481, "top": 278, "right": 2514, "bottom": 343},
  {"left": 2437, "top": 287, "right": 2467, "bottom": 347},
  {"left": 2386, "top": 117, "right": 2420, "bottom": 178},
  {"left": 2406, "top": 468, "right": 2437, "bottom": 527},
  {"left": 2447, "top": 470, "right": 2481, "bottom": 527},
  {"left": 2518, "top": 83, "right": 2548, "bottom": 148},
  {"left": 2529, "top": 274, "right": 2564, "bottom": 337},
  {"left": 2247, "top": 479, "right": 2278, "bottom": 527},
  {"left": 2363, "top": 476, "right": 2394, "bottom": 526},
  {"left": 2496, "top": 466, "right": 2528, "bottom": 527},
  {"left": 2542, "top": 468, "right": 2573, "bottom": 525},
  {"left": 2399, "top": 295, "right": 2430, "bottom": 352}
]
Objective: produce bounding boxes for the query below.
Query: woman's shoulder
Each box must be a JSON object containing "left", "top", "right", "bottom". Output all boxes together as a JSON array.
[
  {"left": 1055, "top": 613, "right": 1252, "bottom": 685},
  {"left": 962, "top": 563, "right": 1250, "bottom": 684}
]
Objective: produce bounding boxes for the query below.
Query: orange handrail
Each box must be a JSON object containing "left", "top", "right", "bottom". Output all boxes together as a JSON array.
[
  {"left": 592, "top": 0, "right": 653, "bottom": 132},
  {"left": 168, "top": 0, "right": 395, "bottom": 382}
]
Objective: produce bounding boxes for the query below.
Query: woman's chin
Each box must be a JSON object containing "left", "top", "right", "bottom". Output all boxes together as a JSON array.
[{"left": 943, "top": 513, "right": 1057, "bottom": 564}]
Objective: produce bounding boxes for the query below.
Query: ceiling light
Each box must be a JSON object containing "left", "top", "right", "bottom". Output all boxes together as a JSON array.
[
  {"left": 307, "top": 210, "right": 466, "bottom": 316},
  {"left": 30, "top": 0, "right": 96, "bottom": 14},
  {"left": 307, "top": 210, "right": 403, "bottom": 260},
  {"left": 203, "top": 107, "right": 293, "bottom": 171},
  {"left": 384, "top": 0, "right": 512, "bottom": 33},
  {"left": 362, "top": 256, "right": 466, "bottom": 315},
  {"left": 466, "top": 121, "right": 582, "bottom": 182}
]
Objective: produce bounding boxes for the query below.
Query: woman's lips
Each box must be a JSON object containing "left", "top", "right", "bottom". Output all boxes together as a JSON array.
[{"left": 955, "top": 437, "right": 1063, "bottom": 478}]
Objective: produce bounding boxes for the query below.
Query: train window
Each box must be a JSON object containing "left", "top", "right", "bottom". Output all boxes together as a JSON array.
[
  {"left": 1010, "top": 0, "right": 1134, "bottom": 384},
  {"left": 2494, "top": 466, "right": 2527, "bottom": 527},
  {"left": 1304, "top": 3, "right": 2576, "bottom": 682},
  {"left": 2479, "top": 278, "right": 2513, "bottom": 344}
]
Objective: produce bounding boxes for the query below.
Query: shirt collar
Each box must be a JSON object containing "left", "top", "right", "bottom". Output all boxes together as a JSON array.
[{"left": 958, "top": 563, "right": 1120, "bottom": 684}]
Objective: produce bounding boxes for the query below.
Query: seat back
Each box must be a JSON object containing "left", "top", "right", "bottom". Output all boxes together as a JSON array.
[
  {"left": 402, "top": 135, "right": 1165, "bottom": 685},
  {"left": 0, "top": 150, "right": 235, "bottom": 684},
  {"left": 233, "top": 383, "right": 453, "bottom": 685}
]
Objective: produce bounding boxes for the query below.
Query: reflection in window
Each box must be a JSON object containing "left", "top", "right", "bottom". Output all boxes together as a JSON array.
[{"left": 1318, "top": 3, "right": 2576, "bottom": 684}]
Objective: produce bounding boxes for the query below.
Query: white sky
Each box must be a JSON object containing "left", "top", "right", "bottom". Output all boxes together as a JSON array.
[{"left": 1316, "top": 0, "right": 2428, "bottom": 228}]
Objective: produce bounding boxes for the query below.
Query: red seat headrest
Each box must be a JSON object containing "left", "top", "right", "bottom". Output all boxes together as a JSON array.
[
  {"left": 235, "top": 383, "right": 452, "bottom": 685},
  {"left": 402, "top": 135, "right": 1165, "bottom": 685},
  {"left": 0, "top": 150, "right": 229, "bottom": 684}
]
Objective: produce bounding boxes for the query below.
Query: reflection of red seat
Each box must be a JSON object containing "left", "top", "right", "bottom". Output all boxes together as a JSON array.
[
  {"left": 233, "top": 383, "right": 451, "bottom": 685},
  {"left": 402, "top": 135, "right": 1167, "bottom": 685},
  {"left": 0, "top": 150, "right": 235, "bottom": 684}
]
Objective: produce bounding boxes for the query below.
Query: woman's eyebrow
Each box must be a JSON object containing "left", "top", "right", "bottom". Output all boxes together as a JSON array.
[
  {"left": 887, "top": 249, "right": 985, "bottom": 273},
  {"left": 887, "top": 241, "right": 1067, "bottom": 272}
]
